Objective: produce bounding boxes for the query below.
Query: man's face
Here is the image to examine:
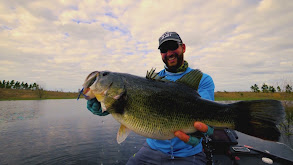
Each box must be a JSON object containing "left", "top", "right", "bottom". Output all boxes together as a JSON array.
[{"left": 159, "top": 41, "right": 186, "bottom": 71}]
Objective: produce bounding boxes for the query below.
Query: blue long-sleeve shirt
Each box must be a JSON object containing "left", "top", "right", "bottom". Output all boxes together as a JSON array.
[{"left": 146, "top": 67, "right": 215, "bottom": 157}]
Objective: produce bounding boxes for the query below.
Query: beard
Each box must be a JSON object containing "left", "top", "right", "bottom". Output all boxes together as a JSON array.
[{"left": 163, "top": 53, "right": 184, "bottom": 73}]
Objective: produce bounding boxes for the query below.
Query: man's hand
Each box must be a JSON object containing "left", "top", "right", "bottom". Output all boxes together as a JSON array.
[
  {"left": 87, "top": 98, "right": 109, "bottom": 116},
  {"left": 174, "top": 122, "right": 213, "bottom": 146}
]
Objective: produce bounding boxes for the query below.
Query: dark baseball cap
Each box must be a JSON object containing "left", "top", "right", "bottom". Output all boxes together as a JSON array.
[{"left": 158, "top": 32, "right": 183, "bottom": 49}]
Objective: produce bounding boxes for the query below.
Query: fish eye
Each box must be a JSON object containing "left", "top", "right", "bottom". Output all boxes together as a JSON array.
[{"left": 102, "top": 72, "right": 109, "bottom": 76}]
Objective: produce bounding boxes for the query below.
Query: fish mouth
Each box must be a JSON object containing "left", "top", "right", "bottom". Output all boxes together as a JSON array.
[
  {"left": 77, "top": 71, "right": 114, "bottom": 101},
  {"left": 77, "top": 71, "right": 99, "bottom": 100},
  {"left": 84, "top": 71, "right": 100, "bottom": 88}
]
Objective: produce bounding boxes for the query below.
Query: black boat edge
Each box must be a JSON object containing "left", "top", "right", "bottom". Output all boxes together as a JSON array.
[{"left": 203, "top": 127, "right": 293, "bottom": 165}]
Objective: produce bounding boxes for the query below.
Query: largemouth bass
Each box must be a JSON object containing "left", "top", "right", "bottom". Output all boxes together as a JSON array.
[{"left": 81, "top": 70, "right": 285, "bottom": 144}]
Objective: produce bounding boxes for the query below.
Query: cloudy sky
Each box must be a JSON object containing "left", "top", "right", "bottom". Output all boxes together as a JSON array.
[{"left": 0, "top": 0, "right": 292, "bottom": 92}]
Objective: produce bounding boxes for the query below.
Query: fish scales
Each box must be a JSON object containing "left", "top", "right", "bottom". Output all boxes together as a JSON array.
[{"left": 99, "top": 72, "right": 234, "bottom": 139}]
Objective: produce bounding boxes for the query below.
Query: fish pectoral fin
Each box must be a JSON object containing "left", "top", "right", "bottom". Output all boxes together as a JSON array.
[
  {"left": 113, "top": 87, "right": 127, "bottom": 100},
  {"left": 101, "top": 102, "right": 107, "bottom": 112},
  {"left": 113, "top": 92, "right": 125, "bottom": 100},
  {"left": 117, "top": 124, "right": 131, "bottom": 144}
]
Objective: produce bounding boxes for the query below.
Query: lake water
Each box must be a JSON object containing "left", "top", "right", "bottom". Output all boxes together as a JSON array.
[
  {"left": 0, "top": 100, "right": 292, "bottom": 165},
  {"left": 0, "top": 100, "right": 146, "bottom": 165}
]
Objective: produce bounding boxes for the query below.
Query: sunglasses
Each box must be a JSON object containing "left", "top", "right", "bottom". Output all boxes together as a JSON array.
[{"left": 159, "top": 41, "right": 180, "bottom": 53}]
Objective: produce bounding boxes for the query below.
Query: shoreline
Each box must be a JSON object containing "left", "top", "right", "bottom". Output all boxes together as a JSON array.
[
  {"left": 1, "top": 88, "right": 292, "bottom": 101},
  {"left": 0, "top": 88, "right": 81, "bottom": 101}
]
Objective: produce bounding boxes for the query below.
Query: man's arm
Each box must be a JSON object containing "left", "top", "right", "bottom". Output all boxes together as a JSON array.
[{"left": 198, "top": 73, "right": 215, "bottom": 101}]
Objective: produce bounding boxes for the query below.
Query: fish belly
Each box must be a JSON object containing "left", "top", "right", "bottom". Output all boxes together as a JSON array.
[{"left": 111, "top": 110, "right": 197, "bottom": 140}]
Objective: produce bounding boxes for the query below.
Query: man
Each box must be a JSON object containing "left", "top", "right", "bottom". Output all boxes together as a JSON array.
[{"left": 87, "top": 32, "right": 215, "bottom": 164}]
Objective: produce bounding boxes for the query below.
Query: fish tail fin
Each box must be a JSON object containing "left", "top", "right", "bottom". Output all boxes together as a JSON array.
[{"left": 231, "top": 100, "right": 285, "bottom": 141}]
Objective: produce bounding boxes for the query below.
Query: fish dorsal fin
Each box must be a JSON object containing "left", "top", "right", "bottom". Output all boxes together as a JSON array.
[
  {"left": 146, "top": 68, "right": 170, "bottom": 82},
  {"left": 176, "top": 69, "right": 203, "bottom": 91},
  {"left": 146, "top": 68, "right": 202, "bottom": 96},
  {"left": 117, "top": 124, "right": 131, "bottom": 144}
]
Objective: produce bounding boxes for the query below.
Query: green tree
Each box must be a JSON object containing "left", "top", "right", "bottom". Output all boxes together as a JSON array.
[
  {"left": 269, "top": 86, "right": 276, "bottom": 93},
  {"left": 6, "top": 81, "right": 11, "bottom": 89},
  {"left": 24, "top": 83, "right": 28, "bottom": 89},
  {"left": 250, "top": 84, "right": 260, "bottom": 93},
  {"left": 20, "top": 82, "right": 25, "bottom": 89},
  {"left": 277, "top": 86, "right": 281, "bottom": 92},
  {"left": 14, "top": 81, "right": 20, "bottom": 89},
  {"left": 2, "top": 80, "right": 6, "bottom": 88},
  {"left": 286, "top": 84, "right": 292, "bottom": 93},
  {"left": 10, "top": 80, "right": 15, "bottom": 89},
  {"left": 261, "top": 83, "right": 269, "bottom": 93},
  {"left": 32, "top": 83, "right": 38, "bottom": 90}
]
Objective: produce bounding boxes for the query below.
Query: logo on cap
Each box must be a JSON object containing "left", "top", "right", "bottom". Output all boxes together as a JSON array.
[
  {"left": 158, "top": 32, "right": 182, "bottom": 48},
  {"left": 160, "top": 32, "right": 172, "bottom": 40}
]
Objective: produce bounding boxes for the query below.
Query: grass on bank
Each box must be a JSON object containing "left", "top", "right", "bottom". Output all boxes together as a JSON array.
[
  {"left": 0, "top": 88, "right": 80, "bottom": 100},
  {"left": 215, "top": 91, "right": 293, "bottom": 101}
]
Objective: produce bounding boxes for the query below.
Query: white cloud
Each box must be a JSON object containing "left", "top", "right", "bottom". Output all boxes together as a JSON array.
[{"left": 0, "top": 0, "right": 292, "bottom": 92}]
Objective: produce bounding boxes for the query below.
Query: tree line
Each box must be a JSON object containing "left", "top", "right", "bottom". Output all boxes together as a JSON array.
[
  {"left": 250, "top": 83, "right": 292, "bottom": 93},
  {"left": 0, "top": 80, "right": 40, "bottom": 90},
  {"left": 2, "top": 79, "right": 292, "bottom": 94}
]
